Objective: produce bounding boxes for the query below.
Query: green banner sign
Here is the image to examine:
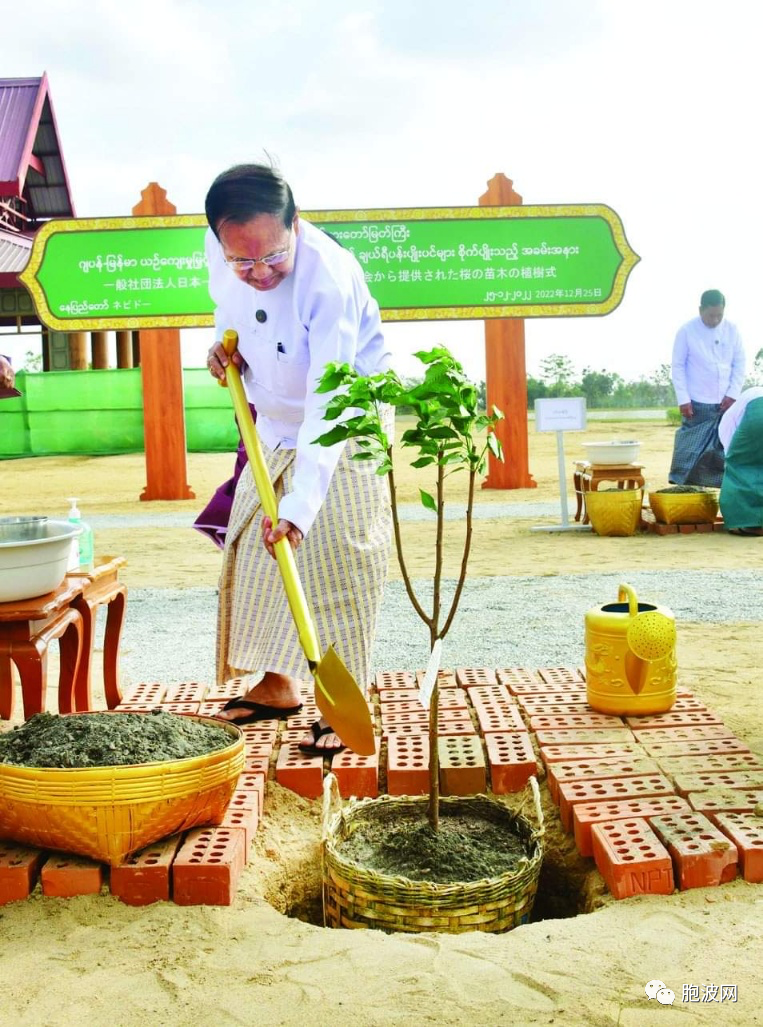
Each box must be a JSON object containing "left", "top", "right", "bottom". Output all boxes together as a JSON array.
[{"left": 19, "top": 205, "right": 639, "bottom": 331}]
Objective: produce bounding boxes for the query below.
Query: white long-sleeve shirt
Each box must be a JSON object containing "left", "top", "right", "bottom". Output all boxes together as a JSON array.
[
  {"left": 206, "top": 218, "right": 391, "bottom": 536},
  {"left": 718, "top": 386, "right": 763, "bottom": 451},
  {"left": 671, "top": 315, "right": 746, "bottom": 407}
]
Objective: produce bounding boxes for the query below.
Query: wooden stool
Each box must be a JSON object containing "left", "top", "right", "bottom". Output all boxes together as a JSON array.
[
  {"left": 0, "top": 580, "right": 85, "bottom": 721},
  {"left": 573, "top": 461, "right": 646, "bottom": 525},
  {"left": 66, "top": 555, "right": 128, "bottom": 712}
]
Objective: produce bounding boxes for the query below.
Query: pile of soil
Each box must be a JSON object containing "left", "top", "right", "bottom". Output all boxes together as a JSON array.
[
  {"left": 654, "top": 484, "right": 716, "bottom": 493},
  {"left": 0, "top": 711, "right": 233, "bottom": 768},
  {"left": 337, "top": 809, "right": 529, "bottom": 884}
]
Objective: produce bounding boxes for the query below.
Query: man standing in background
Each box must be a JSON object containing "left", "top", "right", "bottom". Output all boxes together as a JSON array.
[{"left": 669, "top": 289, "right": 746, "bottom": 486}]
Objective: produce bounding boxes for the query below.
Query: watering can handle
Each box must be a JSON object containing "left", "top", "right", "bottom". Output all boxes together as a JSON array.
[{"left": 617, "top": 583, "right": 638, "bottom": 618}]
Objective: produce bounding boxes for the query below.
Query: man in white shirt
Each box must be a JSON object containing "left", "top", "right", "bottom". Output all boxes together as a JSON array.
[{"left": 669, "top": 289, "right": 746, "bottom": 486}]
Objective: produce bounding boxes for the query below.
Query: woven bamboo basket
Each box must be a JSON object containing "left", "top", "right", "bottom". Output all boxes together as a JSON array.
[
  {"left": 0, "top": 715, "right": 245, "bottom": 865},
  {"left": 322, "top": 775, "right": 544, "bottom": 934},
  {"left": 585, "top": 488, "right": 643, "bottom": 537},
  {"left": 649, "top": 489, "right": 719, "bottom": 525}
]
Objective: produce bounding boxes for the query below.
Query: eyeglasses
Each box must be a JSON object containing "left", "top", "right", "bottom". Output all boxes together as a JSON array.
[{"left": 224, "top": 232, "right": 292, "bottom": 273}]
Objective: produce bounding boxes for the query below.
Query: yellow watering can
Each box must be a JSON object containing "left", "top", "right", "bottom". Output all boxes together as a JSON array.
[{"left": 584, "top": 584, "right": 677, "bottom": 716}]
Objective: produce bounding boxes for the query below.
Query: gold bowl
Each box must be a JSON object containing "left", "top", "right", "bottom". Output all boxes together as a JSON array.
[{"left": 649, "top": 490, "right": 719, "bottom": 525}]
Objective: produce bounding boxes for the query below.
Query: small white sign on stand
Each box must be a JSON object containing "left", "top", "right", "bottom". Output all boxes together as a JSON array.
[{"left": 531, "top": 397, "right": 591, "bottom": 533}]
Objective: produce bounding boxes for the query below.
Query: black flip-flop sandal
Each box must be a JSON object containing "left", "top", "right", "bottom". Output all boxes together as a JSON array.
[
  {"left": 298, "top": 720, "right": 346, "bottom": 757},
  {"left": 218, "top": 696, "right": 303, "bottom": 724}
]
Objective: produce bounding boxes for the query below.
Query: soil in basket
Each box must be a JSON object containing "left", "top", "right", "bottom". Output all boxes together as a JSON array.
[
  {"left": 337, "top": 809, "right": 527, "bottom": 884},
  {"left": 0, "top": 711, "right": 233, "bottom": 768}
]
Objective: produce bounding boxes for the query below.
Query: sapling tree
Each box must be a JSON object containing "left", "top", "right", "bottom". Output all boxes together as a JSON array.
[{"left": 314, "top": 347, "right": 504, "bottom": 830}]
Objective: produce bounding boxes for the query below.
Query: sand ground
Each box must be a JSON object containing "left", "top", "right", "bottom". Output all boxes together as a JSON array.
[{"left": 1, "top": 419, "right": 762, "bottom": 1027}]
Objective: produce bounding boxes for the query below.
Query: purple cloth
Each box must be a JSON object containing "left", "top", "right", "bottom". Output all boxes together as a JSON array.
[{"left": 193, "top": 403, "right": 256, "bottom": 549}]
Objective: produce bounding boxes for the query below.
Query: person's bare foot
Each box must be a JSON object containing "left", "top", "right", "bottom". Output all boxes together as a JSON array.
[
  {"left": 215, "top": 672, "right": 303, "bottom": 723},
  {"left": 298, "top": 718, "right": 346, "bottom": 756}
]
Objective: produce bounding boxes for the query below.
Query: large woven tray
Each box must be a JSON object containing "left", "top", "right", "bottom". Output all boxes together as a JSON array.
[
  {"left": 322, "top": 776, "right": 544, "bottom": 934},
  {"left": 0, "top": 714, "right": 245, "bottom": 865}
]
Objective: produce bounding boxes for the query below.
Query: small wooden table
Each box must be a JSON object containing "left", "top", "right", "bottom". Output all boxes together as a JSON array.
[
  {"left": 0, "top": 580, "right": 85, "bottom": 721},
  {"left": 573, "top": 461, "right": 646, "bottom": 524},
  {"left": 66, "top": 555, "right": 128, "bottom": 713}
]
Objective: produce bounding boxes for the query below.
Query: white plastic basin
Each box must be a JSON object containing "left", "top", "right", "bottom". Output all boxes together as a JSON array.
[
  {"left": 0, "top": 519, "right": 81, "bottom": 603},
  {"left": 582, "top": 440, "right": 641, "bottom": 466}
]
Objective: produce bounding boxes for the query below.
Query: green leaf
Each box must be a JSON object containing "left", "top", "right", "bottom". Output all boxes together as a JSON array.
[
  {"left": 312, "top": 424, "right": 351, "bottom": 447},
  {"left": 419, "top": 489, "right": 437, "bottom": 512}
]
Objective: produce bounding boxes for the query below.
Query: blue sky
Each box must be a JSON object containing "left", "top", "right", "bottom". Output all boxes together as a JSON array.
[{"left": 4, "top": 0, "right": 760, "bottom": 384}]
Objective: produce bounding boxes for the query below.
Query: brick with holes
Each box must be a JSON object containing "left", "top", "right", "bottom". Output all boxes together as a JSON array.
[
  {"left": 650, "top": 811, "right": 737, "bottom": 889},
  {"left": 591, "top": 818, "right": 674, "bottom": 899},
  {"left": 438, "top": 735, "right": 486, "bottom": 796},
  {"left": 546, "top": 757, "right": 661, "bottom": 805},
  {"left": 485, "top": 732, "right": 538, "bottom": 793},
  {"left": 0, "top": 841, "right": 45, "bottom": 906},
  {"left": 712, "top": 813, "right": 763, "bottom": 882},
  {"left": 110, "top": 834, "right": 182, "bottom": 905},
  {"left": 559, "top": 774, "right": 675, "bottom": 832},
  {"left": 387, "top": 735, "right": 430, "bottom": 795},
  {"left": 172, "top": 827, "right": 246, "bottom": 905},
  {"left": 573, "top": 795, "right": 692, "bottom": 857}
]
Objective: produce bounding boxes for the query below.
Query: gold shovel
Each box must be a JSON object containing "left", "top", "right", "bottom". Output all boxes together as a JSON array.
[{"left": 219, "top": 329, "right": 375, "bottom": 755}]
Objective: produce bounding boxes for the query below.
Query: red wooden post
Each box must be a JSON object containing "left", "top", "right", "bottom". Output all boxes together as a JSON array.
[
  {"left": 132, "top": 183, "right": 195, "bottom": 501},
  {"left": 479, "top": 174, "right": 536, "bottom": 490}
]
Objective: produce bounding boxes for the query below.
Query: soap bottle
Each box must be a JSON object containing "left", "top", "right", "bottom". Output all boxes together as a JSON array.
[{"left": 67, "top": 497, "right": 94, "bottom": 572}]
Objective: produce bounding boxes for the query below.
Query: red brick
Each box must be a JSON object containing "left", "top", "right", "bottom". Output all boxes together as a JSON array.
[
  {"left": 205, "top": 677, "right": 248, "bottom": 701},
  {"left": 529, "top": 712, "right": 627, "bottom": 732},
  {"left": 119, "top": 681, "right": 167, "bottom": 704},
  {"left": 110, "top": 834, "right": 182, "bottom": 905},
  {"left": 436, "top": 717, "right": 478, "bottom": 737},
  {"left": 671, "top": 696, "right": 708, "bottom": 711},
  {"left": 415, "top": 668, "right": 457, "bottom": 690},
  {"left": 591, "top": 818, "right": 674, "bottom": 899},
  {"left": 275, "top": 743, "right": 325, "bottom": 798},
  {"left": 172, "top": 827, "right": 245, "bottom": 905},
  {"left": 41, "top": 853, "right": 104, "bottom": 897},
  {"left": 381, "top": 707, "right": 428, "bottom": 727},
  {"left": 539, "top": 741, "right": 646, "bottom": 765},
  {"left": 625, "top": 710, "right": 723, "bottom": 730},
  {"left": 375, "top": 670, "right": 416, "bottom": 691},
  {"left": 242, "top": 753, "right": 271, "bottom": 775},
  {"left": 573, "top": 796, "right": 692, "bottom": 857},
  {"left": 495, "top": 667, "right": 542, "bottom": 688},
  {"left": 156, "top": 701, "right": 201, "bottom": 715},
  {"left": 0, "top": 841, "right": 45, "bottom": 905},
  {"left": 651, "top": 521, "right": 678, "bottom": 535},
  {"left": 332, "top": 741, "right": 380, "bottom": 799},
  {"left": 637, "top": 736, "right": 751, "bottom": 759},
  {"left": 515, "top": 690, "right": 588, "bottom": 710},
  {"left": 226, "top": 774, "right": 266, "bottom": 817},
  {"left": 689, "top": 789, "right": 763, "bottom": 815},
  {"left": 650, "top": 811, "right": 738, "bottom": 889},
  {"left": 387, "top": 735, "right": 430, "bottom": 795},
  {"left": 678, "top": 523, "right": 697, "bottom": 534},
  {"left": 378, "top": 688, "right": 420, "bottom": 704},
  {"left": 455, "top": 667, "right": 498, "bottom": 687},
  {"left": 219, "top": 804, "right": 260, "bottom": 850},
  {"left": 382, "top": 721, "right": 428, "bottom": 739},
  {"left": 505, "top": 679, "right": 584, "bottom": 696},
  {"left": 197, "top": 700, "right": 229, "bottom": 718},
  {"left": 465, "top": 684, "right": 514, "bottom": 706},
  {"left": 520, "top": 700, "right": 591, "bottom": 717},
  {"left": 438, "top": 736, "right": 487, "bottom": 796},
  {"left": 485, "top": 732, "right": 538, "bottom": 793},
  {"left": 535, "top": 728, "right": 636, "bottom": 747},
  {"left": 631, "top": 724, "right": 737, "bottom": 745},
  {"left": 114, "top": 701, "right": 163, "bottom": 712},
  {"left": 657, "top": 752, "right": 762, "bottom": 779},
  {"left": 238, "top": 722, "right": 279, "bottom": 747},
  {"left": 474, "top": 703, "right": 527, "bottom": 735},
  {"left": 537, "top": 667, "right": 585, "bottom": 685},
  {"left": 240, "top": 739, "right": 274, "bottom": 760},
  {"left": 712, "top": 813, "right": 763, "bottom": 882},
  {"left": 672, "top": 770, "right": 763, "bottom": 797},
  {"left": 559, "top": 774, "right": 675, "bottom": 832},
  {"left": 164, "top": 681, "right": 209, "bottom": 702},
  {"left": 546, "top": 757, "right": 660, "bottom": 804}
]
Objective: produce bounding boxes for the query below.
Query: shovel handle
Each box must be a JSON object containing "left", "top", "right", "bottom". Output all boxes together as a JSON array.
[{"left": 221, "top": 329, "right": 323, "bottom": 668}]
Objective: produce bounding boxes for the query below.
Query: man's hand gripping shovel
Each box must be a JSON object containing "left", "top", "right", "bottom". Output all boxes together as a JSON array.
[{"left": 219, "top": 329, "right": 375, "bottom": 755}]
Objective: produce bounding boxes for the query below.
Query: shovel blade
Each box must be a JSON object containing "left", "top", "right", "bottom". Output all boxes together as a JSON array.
[{"left": 314, "top": 645, "right": 376, "bottom": 756}]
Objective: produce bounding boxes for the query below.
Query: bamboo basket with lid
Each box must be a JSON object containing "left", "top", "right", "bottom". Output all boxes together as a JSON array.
[
  {"left": 322, "top": 775, "right": 544, "bottom": 934},
  {"left": 0, "top": 715, "right": 245, "bottom": 865}
]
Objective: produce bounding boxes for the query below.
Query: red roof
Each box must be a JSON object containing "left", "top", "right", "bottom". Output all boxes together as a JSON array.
[{"left": 0, "top": 72, "right": 75, "bottom": 232}]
